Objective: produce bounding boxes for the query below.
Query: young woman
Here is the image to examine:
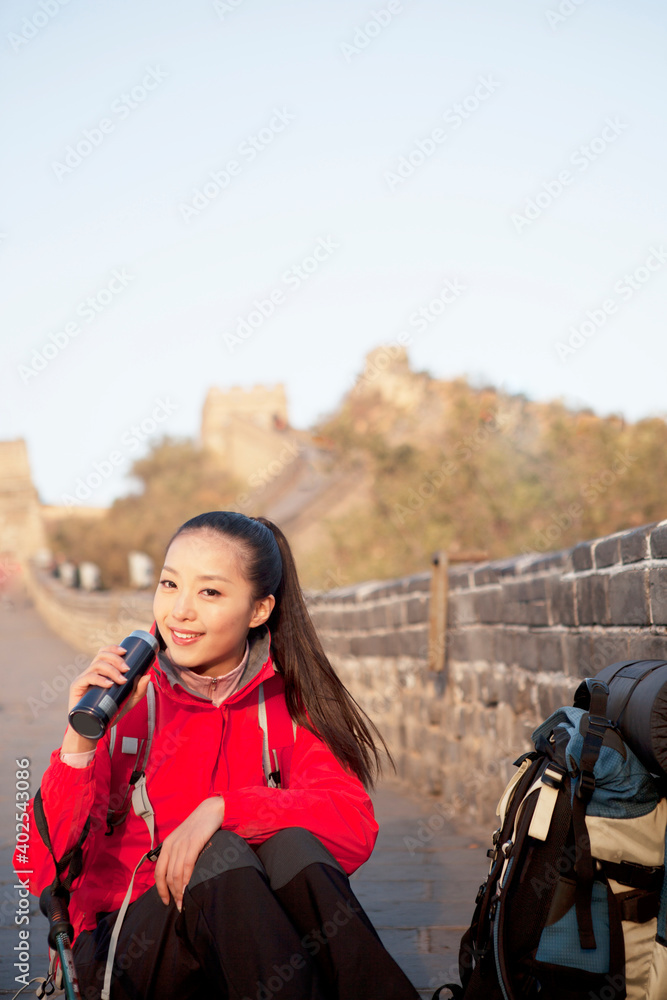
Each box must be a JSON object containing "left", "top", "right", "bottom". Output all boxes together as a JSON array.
[{"left": 22, "top": 511, "right": 420, "bottom": 1000}]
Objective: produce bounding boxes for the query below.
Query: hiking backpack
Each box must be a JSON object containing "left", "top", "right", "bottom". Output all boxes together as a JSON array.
[{"left": 433, "top": 665, "right": 667, "bottom": 1000}]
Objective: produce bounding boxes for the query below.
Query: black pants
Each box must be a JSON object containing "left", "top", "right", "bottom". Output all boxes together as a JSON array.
[{"left": 73, "top": 828, "right": 419, "bottom": 1000}]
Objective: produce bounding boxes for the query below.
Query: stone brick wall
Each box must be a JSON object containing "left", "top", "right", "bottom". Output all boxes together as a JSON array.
[
  {"left": 22, "top": 563, "right": 153, "bottom": 655},
  {"left": 308, "top": 519, "right": 667, "bottom": 824},
  {"left": 21, "top": 519, "right": 667, "bottom": 825}
]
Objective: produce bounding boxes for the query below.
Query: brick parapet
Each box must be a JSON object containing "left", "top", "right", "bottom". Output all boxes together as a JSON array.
[
  {"left": 21, "top": 520, "right": 667, "bottom": 825},
  {"left": 22, "top": 564, "right": 153, "bottom": 655},
  {"left": 306, "top": 520, "right": 667, "bottom": 823}
]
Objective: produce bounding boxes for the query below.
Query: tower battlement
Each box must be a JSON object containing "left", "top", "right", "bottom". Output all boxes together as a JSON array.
[
  {"left": 200, "top": 384, "right": 291, "bottom": 480},
  {"left": 0, "top": 438, "right": 46, "bottom": 557},
  {"left": 202, "top": 384, "right": 288, "bottom": 435}
]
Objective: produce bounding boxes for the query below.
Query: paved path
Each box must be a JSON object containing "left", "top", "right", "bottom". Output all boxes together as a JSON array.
[
  {"left": 0, "top": 588, "right": 489, "bottom": 998},
  {"left": 351, "top": 786, "right": 487, "bottom": 998}
]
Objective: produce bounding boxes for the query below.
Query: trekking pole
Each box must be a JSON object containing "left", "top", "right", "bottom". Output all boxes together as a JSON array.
[{"left": 40, "top": 887, "right": 82, "bottom": 1000}]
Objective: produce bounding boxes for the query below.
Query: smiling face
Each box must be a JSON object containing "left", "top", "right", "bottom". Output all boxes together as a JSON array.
[{"left": 153, "top": 529, "right": 275, "bottom": 678}]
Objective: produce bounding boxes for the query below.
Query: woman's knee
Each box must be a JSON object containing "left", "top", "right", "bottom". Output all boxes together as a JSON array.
[
  {"left": 266, "top": 827, "right": 318, "bottom": 849},
  {"left": 255, "top": 828, "right": 345, "bottom": 890},
  {"left": 188, "top": 829, "right": 265, "bottom": 889}
]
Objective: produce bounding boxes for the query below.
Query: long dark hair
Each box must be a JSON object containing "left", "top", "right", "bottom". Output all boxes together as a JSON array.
[{"left": 165, "top": 511, "right": 392, "bottom": 788}]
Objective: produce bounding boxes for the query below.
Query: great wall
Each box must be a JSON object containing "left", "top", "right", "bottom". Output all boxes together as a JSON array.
[{"left": 5, "top": 441, "right": 667, "bottom": 824}]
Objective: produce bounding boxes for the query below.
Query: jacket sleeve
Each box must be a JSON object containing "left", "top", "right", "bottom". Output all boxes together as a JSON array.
[
  {"left": 220, "top": 728, "right": 378, "bottom": 874},
  {"left": 16, "top": 741, "right": 111, "bottom": 898}
]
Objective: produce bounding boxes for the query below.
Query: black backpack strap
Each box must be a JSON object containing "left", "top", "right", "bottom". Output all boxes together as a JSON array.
[
  {"left": 605, "top": 882, "right": 629, "bottom": 990},
  {"left": 600, "top": 859, "right": 664, "bottom": 893},
  {"left": 34, "top": 788, "right": 90, "bottom": 895},
  {"left": 572, "top": 678, "right": 610, "bottom": 950},
  {"left": 106, "top": 740, "right": 147, "bottom": 833},
  {"left": 494, "top": 758, "right": 573, "bottom": 1000},
  {"left": 461, "top": 754, "right": 546, "bottom": 997}
]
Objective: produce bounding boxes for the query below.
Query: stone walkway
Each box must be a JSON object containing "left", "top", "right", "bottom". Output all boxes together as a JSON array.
[
  {"left": 351, "top": 786, "right": 488, "bottom": 998},
  {"left": 0, "top": 590, "right": 489, "bottom": 998}
]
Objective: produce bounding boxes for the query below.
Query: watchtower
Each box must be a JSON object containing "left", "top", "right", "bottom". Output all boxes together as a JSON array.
[
  {"left": 0, "top": 439, "right": 46, "bottom": 558},
  {"left": 201, "top": 384, "right": 291, "bottom": 480}
]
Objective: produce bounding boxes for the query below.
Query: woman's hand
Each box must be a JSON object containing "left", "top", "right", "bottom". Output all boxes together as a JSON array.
[
  {"left": 61, "top": 645, "right": 151, "bottom": 754},
  {"left": 154, "top": 797, "right": 226, "bottom": 911}
]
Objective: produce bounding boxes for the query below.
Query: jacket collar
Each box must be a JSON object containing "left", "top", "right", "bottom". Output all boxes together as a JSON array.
[{"left": 152, "top": 624, "right": 275, "bottom": 705}]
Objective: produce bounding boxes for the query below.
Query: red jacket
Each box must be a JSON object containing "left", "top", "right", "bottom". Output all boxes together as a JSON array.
[{"left": 18, "top": 626, "right": 378, "bottom": 938}]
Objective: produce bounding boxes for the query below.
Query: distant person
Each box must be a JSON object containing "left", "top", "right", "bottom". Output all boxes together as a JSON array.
[{"left": 19, "top": 511, "right": 419, "bottom": 999}]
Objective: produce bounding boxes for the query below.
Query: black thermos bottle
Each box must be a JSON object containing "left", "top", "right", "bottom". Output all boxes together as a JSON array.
[{"left": 68, "top": 629, "right": 159, "bottom": 740}]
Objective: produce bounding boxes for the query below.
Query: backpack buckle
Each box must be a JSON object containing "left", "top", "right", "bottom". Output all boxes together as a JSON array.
[
  {"left": 542, "top": 764, "right": 565, "bottom": 789},
  {"left": 576, "top": 769, "right": 596, "bottom": 798},
  {"left": 147, "top": 844, "right": 162, "bottom": 863}
]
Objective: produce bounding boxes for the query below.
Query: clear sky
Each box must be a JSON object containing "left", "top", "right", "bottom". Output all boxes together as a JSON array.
[{"left": 3, "top": 0, "right": 667, "bottom": 507}]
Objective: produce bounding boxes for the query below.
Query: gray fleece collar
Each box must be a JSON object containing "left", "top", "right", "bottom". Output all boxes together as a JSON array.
[{"left": 156, "top": 624, "right": 272, "bottom": 696}]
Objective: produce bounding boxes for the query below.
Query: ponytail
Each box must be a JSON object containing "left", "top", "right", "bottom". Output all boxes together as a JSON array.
[
  {"left": 168, "top": 511, "right": 392, "bottom": 787},
  {"left": 256, "top": 516, "right": 392, "bottom": 789}
]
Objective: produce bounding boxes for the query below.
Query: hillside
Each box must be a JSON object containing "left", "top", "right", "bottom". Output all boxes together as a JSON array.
[
  {"left": 303, "top": 347, "right": 667, "bottom": 585},
  {"left": 45, "top": 347, "right": 667, "bottom": 590}
]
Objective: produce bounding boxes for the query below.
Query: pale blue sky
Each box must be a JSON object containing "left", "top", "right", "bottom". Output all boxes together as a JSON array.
[{"left": 2, "top": 0, "right": 666, "bottom": 506}]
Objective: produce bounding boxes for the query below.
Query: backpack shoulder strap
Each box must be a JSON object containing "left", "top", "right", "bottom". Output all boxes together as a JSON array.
[
  {"left": 106, "top": 681, "right": 156, "bottom": 832},
  {"left": 258, "top": 679, "right": 297, "bottom": 789},
  {"left": 34, "top": 788, "right": 90, "bottom": 893},
  {"left": 100, "top": 685, "right": 158, "bottom": 999},
  {"left": 572, "top": 678, "right": 612, "bottom": 950}
]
